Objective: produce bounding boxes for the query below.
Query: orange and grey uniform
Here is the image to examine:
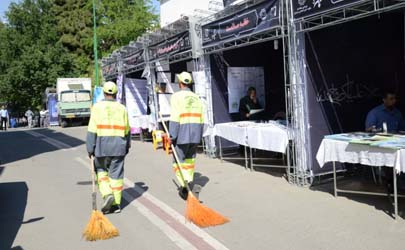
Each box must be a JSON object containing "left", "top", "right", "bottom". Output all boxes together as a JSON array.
[
  {"left": 169, "top": 89, "right": 204, "bottom": 187},
  {"left": 86, "top": 100, "right": 131, "bottom": 205}
]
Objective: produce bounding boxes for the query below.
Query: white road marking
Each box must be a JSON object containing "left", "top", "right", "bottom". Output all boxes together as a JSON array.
[
  {"left": 126, "top": 178, "right": 230, "bottom": 250},
  {"left": 76, "top": 157, "right": 198, "bottom": 250},
  {"left": 31, "top": 129, "right": 229, "bottom": 250},
  {"left": 75, "top": 157, "right": 229, "bottom": 250},
  {"left": 24, "top": 130, "right": 76, "bottom": 150}
]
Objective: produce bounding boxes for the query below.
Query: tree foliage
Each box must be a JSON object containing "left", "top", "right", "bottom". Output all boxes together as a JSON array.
[
  {"left": 0, "top": 0, "right": 77, "bottom": 110},
  {"left": 0, "top": 0, "right": 158, "bottom": 110},
  {"left": 52, "top": 0, "right": 158, "bottom": 76}
]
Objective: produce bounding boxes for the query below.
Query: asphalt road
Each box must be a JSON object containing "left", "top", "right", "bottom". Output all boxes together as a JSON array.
[{"left": 2, "top": 126, "right": 405, "bottom": 250}]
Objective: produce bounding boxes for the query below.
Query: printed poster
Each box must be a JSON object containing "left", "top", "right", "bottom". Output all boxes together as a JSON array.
[
  {"left": 227, "top": 67, "right": 265, "bottom": 113},
  {"left": 125, "top": 78, "right": 148, "bottom": 129},
  {"left": 158, "top": 93, "right": 172, "bottom": 120},
  {"left": 48, "top": 94, "right": 59, "bottom": 126}
]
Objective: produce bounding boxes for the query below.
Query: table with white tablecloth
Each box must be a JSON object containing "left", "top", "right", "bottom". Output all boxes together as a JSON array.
[
  {"left": 213, "top": 121, "right": 291, "bottom": 170},
  {"left": 213, "top": 121, "right": 251, "bottom": 169},
  {"left": 316, "top": 138, "right": 405, "bottom": 219},
  {"left": 133, "top": 115, "right": 152, "bottom": 130}
]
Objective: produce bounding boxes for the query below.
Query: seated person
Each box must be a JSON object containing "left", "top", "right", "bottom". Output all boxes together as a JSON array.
[
  {"left": 365, "top": 90, "right": 405, "bottom": 192},
  {"left": 239, "top": 87, "right": 262, "bottom": 120},
  {"left": 157, "top": 82, "right": 167, "bottom": 93},
  {"left": 365, "top": 90, "right": 405, "bottom": 133}
]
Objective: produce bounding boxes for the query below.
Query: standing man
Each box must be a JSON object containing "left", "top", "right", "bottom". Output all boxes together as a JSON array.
[
  {"left": 0, "top": 106, "right": 9, "bottom": 131},
  {"left": 169, "top": 72, "right": 204, "bottom": 200},
  {"left": 239, "top": 87, "right": 262, "bottom": 120},
  {"left": 25, "top": 108, "right": 34, "bottom": 128},
  {"left": 40, "top": 108, "right": 46, "bottom": 127},
  {"left": 86, "top": 81, "right": 131, "bottom": 214}
]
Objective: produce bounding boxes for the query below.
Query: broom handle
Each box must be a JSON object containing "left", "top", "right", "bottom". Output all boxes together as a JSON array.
[
  {"left": 90, "top": 156, "right": 97, "bottom": 210},
  {"left": 159, "top": 113, "right": 191, "bottom": 192}
]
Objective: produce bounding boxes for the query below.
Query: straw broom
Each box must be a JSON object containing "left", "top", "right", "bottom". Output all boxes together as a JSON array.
[
  {"left": 83, "top": 157, "right": 119, "bottom": 241},
  {"left": 160, "top": 113, "right": 230, "bottom": 228}
]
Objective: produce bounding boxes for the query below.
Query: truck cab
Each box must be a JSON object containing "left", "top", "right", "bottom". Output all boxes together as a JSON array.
[{"left": 57, "top": 78, "right": 92, "bottom": 128}]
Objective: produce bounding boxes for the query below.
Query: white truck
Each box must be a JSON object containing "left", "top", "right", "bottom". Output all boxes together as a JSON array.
[{"left": 57, "top": 78, "right": 92, "bottom": 128}]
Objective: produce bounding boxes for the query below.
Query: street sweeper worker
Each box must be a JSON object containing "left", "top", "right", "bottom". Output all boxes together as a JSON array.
[
  {"left": 169, "top": 72, "right": 204, "bottom": 200},
  {"left": 86, "top": 81, "right": 131, "bottom": 214}
]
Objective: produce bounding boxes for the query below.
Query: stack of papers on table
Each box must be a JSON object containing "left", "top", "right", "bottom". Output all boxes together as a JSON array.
[
  {"left": 372, "top": 138, "right": 405, "bottom": 149},
  {"left": 350, "top": 135, "right": 392, "bottom": 145},
  {"left": 325, "top": 132, "right": 374, "bottom": 142},
  {"left": 249, "top": 109, "right": 264, "bottom": 115}
]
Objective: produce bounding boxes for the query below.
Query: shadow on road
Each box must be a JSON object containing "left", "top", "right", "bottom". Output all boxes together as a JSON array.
[
  {"left": 0, "top": 182, "right": 29, "bottom": 250},
  {"left": 10, "top": 246, "right": 24, "bottom": 250},
  {"left": 22, "top": 217, "right": 44, "bottom": 224},
  {"left": 194, "top": 172, "right": 210, "bottom": 187},
  {"left": 0, "top": 129, "right": 84, "bottom": 165},
  {"left": 311, "top": 176, "right": 405, "bottom": 220},
  {"left": 121, "top": 182, "right": 149, "bottom": 210}
]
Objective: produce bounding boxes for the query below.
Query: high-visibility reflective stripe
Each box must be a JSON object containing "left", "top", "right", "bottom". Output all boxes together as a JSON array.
[
  {"left": 98, "top": 177, "right": 109, "bottom": 182},
  {"left": 111, "top": 186, "right": 123, "bottom": 191},
  {"left": 173, "top": 165, "right": 195, "bottom": 172},
  {"left": 179, "top": 118, "right": 203, "bottom": 125},
  {"left": 179, "top": 113, "right": 202, "bottom": 118},
  {"left": 97, "top": 125, "right": 126, "bottom": 130}
]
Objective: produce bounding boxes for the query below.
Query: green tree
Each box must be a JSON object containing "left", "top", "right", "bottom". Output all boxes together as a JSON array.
[
  {"left": 97, "top": 0, "right": 158, "bottom": 55},
  {"left": 0, "top": 0, "right": 77, "bottom": 110},
  {"left": 0, "top": 0, "right": 157, "bottom": 110},
  {"left": 53, "top": 0, "right": 158, "bottom": 77},
  {"left": 53, "top": 0, "right": 93, "bottom": 75}
]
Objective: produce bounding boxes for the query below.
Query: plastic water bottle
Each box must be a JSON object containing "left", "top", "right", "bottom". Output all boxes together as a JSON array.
[{"left": 383, "top": 122, "right": 388, "bottom": 134}]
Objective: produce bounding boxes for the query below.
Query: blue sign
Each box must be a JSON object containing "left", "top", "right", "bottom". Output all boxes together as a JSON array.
[
  {"left": 93, "top": 86, "right": 105, "bottom": 104},
  {"left": 48, "top": 94, "right": 59, "bottom": 126}
]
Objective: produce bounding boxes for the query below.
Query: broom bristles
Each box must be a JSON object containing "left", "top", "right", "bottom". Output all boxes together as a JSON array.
[
  {"left": 185, "top": 192, "right": 230, "bottom": 228},
  {"left": 83, "top": 210, "right": 119, "bottom": 241}
]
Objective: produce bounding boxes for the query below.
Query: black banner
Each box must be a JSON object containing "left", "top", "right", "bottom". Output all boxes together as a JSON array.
[
  {"left": 123, "top": 50, "right": 144, "bottom": 69},
  {"left": 202, "top": 0, "right": 280, "bottom": 47},
  {"left": 293, "top": 0, "right": 362, "bottom": 19},
  {"left": 223, "top": 0, "right": 239, "bottom": 7},
  {"left": 102, "top": 63, "right": 118, "bottom": 77},
  {"left": 149, "top": 32, "right": 191, "bottom": 61}
]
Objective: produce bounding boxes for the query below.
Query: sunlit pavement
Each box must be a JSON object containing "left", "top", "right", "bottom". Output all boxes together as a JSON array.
[{"left": 1, "top": 126, "right": 405, "bottom": 250}]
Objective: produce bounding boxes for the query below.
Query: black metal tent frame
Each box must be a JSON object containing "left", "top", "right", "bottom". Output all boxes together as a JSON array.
[
  {"left": 201, "top": 0, "right": 285, "bottom": 55},
  {"left": 296, "top": 0, "right": 405, "bottom": 32},
  {"left": 291, "top": 0, "right": 405, "bottom": 215}
]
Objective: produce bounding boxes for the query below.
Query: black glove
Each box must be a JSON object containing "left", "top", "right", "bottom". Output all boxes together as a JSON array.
[
  {"left": 170, "top": 137, "right": 177, "bottom": 147},
  {"left": 88, "top": 152, "right": 94, "bottom": 159}
]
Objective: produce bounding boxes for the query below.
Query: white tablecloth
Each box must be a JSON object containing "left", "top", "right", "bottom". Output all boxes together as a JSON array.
[
  {"left": 214, "top": 121, "right": 290, "bottom": 153},
  {"left": 316, "top": 138, "right": 405, "bottom": 173},
  {"left": 246, "top": 123, "right": 290, "bottom": 153},
  {"left": 213, "top": 121, "right": 251, "bottom": 146}
]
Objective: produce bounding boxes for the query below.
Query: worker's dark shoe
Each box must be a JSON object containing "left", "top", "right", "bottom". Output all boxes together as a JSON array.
[
  {"left": 101, "top": 194, "right": 115, "bottom": 214},
  {"left": 178, "top": 187, "right": 188, "bottom": 200},
  {"left": 109, "top": 205, "right": 121, "bottom": 214},
  {"left": 192, "top": 184, "right": 202, "bottom": 200}
]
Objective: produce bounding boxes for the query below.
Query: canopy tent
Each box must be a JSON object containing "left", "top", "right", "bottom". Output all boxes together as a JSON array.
[
  {"left": 289, "top": 0, "right": 405, "bottom": 176},
  {"left": 197, "top": 0, "right": 301, "bottom": 181}
]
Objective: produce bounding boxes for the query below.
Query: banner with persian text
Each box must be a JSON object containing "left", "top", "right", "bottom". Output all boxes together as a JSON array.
[{"left": 202, "top": 0, "right": 280, "bottom": 47}]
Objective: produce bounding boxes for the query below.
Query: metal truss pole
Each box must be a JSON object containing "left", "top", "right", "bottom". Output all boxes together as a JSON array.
[
  {"left": 281, "top": 0, "right": 295, "bottom": 184},
  {"left": 285, "top": 0, "right": 312, "bottom": 186},
  {"left": 142, "top": 39, "right": 159, "bottom": 130}
]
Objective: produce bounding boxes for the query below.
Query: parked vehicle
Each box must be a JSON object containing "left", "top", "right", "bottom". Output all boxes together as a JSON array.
[{"left": 56, "top": 78, "right": 92, "bottom": 128}]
